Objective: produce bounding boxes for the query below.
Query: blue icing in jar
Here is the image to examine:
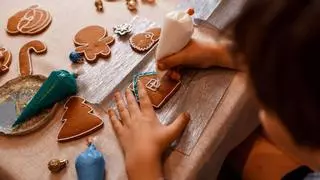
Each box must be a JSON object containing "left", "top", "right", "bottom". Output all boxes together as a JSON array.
[{"left": 76, "top": 144, "right": 105, "bottom": 180}]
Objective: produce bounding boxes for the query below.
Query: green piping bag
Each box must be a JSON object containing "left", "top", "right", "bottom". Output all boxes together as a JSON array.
[{"left": 13, "top": 70, "right": 77, "bottom": 127}]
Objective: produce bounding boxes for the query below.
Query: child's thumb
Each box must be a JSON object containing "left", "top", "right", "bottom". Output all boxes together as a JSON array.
[{"left": 166, "top": 112, "right": 190, "bottom": 143}]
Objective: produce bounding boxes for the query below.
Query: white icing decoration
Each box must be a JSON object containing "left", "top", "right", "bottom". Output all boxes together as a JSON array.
[
  {"left": 145, "top": 34, "right": 152, "bottom": 39},
  {"left": 146, "top": 78, "right": 161, "bottom": 92}
]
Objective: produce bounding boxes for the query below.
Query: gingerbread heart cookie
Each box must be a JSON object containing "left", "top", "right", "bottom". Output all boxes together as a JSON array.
[
  {"left": 6, "top": 5, "right": 52, "bottom": 35},
  {"left": 129, "top": 28, "right": 161, "bottom": 52},
  {"left": 0, "top": 47, "right": 12, "bottom": 74},
  {"left": 57, "top": 96, "right": 104, "bottom": 142},
  {"left": 74, "top": 25, "right": 115, "bottom": 63},
  {"left": 129, "top": 72, "right": 181, "bottom": 108}
]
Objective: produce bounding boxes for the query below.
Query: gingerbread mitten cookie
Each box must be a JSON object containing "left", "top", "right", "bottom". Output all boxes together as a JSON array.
[
  {"left": 0, "top": 47, "right": 12, "bottom": 74},
  {"left": 129, "top": 28, "right": 161, "bottom": 52},
  {"left": 57, "top": 96, "right": 104, "bottom": 142},
  {"left": 74, "top": 25, "right": 115, "bottom": 63},
  {"left": 6, "top": 5, "right": 52, "bottom": 35}
]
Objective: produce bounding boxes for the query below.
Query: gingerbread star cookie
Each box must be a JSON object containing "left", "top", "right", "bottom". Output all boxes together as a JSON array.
[
  {"left": 6, "top": 5, "right": 52, "bottom": 35},
  {"left": 74, "top": 25, "right": 115, "bottom": 63},
  {"left": 129, "top": 28, "right": 161, "bottom": 52},
  {"left": 113, "top": 23, "right": 132, "bottom": 36},
  {"left": 0, "top": 47, "right": 12, "bottom": 74},
  {"left": 57, "top": 96, "right": 104, "bottom": 142}
]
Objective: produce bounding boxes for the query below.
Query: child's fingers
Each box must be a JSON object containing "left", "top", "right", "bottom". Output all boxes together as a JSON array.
[
  {"left": 108, "top": 108, "right": 123, "bottom": 137},
  {"left": 157, "top": 53, "right": 184, "bottom": 71},
  {"left": 168, "top": 70, "right": 181, "bottom": 81},
  {"left": 125, "top": 88, "right": 141, "bottom": 116},
  {"left": 166, "top": 112, "right": 190, "bottom": 143},
  {"left": 157, "top": 40, "right": 195, "bottom": 71},
  {"left": 114, "top": 92, "right": 131, "bottom": 126},
  {"left": 138, "top": 81, "right": 154, "bottom": 115}
]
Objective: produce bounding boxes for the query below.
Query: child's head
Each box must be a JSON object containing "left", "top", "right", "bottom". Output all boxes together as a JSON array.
[{"left": 232, "top": 0, "right": 320, "bottom": 150}]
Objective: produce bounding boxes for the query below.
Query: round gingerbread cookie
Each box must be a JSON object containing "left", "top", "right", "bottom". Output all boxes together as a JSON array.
[
  {"left": 6, "top": 5, "right": 52, "bottom": 35},
  {"left": 129, "top": 28, "right": 161, "bottom": 52},
  {"left": 0, "top": 47, "right": 12, "bottom": 74}
]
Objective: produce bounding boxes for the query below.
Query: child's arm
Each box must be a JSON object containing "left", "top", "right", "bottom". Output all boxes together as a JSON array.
[{"left": 108, "top": 81, "right": 190, "bottom": 180}]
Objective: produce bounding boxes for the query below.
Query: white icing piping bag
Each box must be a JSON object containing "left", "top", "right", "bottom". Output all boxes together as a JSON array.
[{"left": 156, "top": 9, "right": 195, "bottom": 79}]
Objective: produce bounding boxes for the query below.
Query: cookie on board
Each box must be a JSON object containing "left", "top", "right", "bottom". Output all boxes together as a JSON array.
[
  {"left": 74, "top": 25, "right": 115, "bottom": 63},
  {"left": 129, "top": 73, "right": 181, "bottom": 108},
  {"left": 129, "top": 28, "right": 161, "bottom": 52}
]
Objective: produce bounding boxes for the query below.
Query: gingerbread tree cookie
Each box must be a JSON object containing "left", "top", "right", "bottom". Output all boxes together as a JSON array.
[
  {"left": 57, "top": 96, "right": 104, "bottom": 142},
  {"left": 74, "top": 25, "right": 115, "bottom": 63},
  {"left": 6, "top": 5, "right": 52, "bottom": 35}
]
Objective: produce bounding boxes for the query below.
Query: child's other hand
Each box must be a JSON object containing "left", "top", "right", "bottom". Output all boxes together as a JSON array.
[
  {"left": 157, "top": 39, "right": 235, "bottom": 71},
  {"left": 108, "top": 81, "right": 190, "bottom": 180}
]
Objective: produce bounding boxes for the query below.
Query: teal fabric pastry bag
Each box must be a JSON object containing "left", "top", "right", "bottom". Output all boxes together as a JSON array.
[{"left": 13, "top": 70, "right": 77, "bottom": 127}]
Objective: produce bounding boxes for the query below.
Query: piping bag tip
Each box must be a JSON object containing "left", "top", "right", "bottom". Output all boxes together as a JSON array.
[
  {"left": 187, "top": 8, "right": 195, "bottom": 16},
  {"left": 72, "top": 67, "right": 84, "bottom": 78}
]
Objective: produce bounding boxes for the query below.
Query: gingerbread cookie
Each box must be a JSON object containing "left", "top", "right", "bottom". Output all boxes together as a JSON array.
[
  {"left": 129, "top": 72, "right": 181, "bottom": 108},
  {"left": 0, "top": 47, "right": 12, "bottom": 74},
  {"left": 6, "top": 5, "right": 52, "bottom": 35},
  {"left": 57, "top": 96, "right": 104, "bottom": 142},
  {"left": 74, "top": 25, "right": 115, "bottom": 63},
  {"left": 113, "top": 23, "right": 132, "bottom": 36},
  {"left": 19, "top": 40, "right": 47, "bottom": 76},
  {"left": 129, "top": 28, "right": 161, "bottom": 52}
]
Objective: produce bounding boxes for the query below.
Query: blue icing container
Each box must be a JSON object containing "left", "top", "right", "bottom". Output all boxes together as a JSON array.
[{"left": 76, "top": 144, "right": 105, "bottom": 180}]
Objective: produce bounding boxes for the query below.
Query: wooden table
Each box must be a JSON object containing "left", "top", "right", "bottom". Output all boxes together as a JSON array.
[{"left": 0, "top": 0, "right": 259, "bottom": 179}]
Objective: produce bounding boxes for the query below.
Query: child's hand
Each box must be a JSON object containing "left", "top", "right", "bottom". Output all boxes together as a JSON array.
[
  {"left": 108, "top": 81, "right": 190, "bottom": 180},
  {"left": 157, "top": 39, "right": 234, "bottom": 71}
]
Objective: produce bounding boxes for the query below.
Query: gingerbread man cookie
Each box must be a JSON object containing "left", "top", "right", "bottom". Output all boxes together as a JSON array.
[
  {"left": 19, "top": 40, "right": 47, "bottom": 76},
  {"left": 57, "top": 96, "right": 104, "bottom": 142},
  {"left": 74, "top": 25, "right": 115, "bottom": 63},
  {"left": 129, "top": 28, "right": 161, "bottom": 52},
  {"left": 0, "top": 47, "right": 12, "bottom": 74},
  {"left": 6, "top": 5, "right": 52, "bottom": 35}
]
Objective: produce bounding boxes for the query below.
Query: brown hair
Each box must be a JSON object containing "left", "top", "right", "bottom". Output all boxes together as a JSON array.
[{"left": 232, "top": 0, "right": 320, "bottom": 147}]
